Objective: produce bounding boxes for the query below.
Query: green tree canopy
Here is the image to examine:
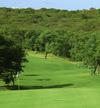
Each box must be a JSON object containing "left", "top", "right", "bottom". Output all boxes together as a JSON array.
[
  {"left": 0, "top": 35, "right": 28, "bottom": 85},
  {"left": 70, "top": 32, "right": 100, "bottom": 75}
]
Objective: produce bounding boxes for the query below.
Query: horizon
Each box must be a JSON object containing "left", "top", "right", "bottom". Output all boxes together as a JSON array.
[
  {"left": 0, "top": 6, "right": 98, "bottom": 11},
  {"left": 0, "top": 0, "right": 100, "bottom": 11}
]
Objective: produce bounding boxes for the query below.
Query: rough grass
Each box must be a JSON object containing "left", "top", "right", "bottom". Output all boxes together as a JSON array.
[{"left": 0, "top": 51, "right": 100, "bottom": 108}]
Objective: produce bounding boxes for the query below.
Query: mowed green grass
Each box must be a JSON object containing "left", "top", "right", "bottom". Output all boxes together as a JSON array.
[{"left": 0, "top": 54, "right": 100, "bottom": 108}]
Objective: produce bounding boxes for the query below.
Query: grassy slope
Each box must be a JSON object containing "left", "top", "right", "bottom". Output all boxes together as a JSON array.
[{"left": 0, "top": 52, "right": 100, "bottom": 108}]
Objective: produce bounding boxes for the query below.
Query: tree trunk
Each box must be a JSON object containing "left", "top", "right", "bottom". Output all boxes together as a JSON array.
[
  {"left": 93, "top": 61, "right": 97, "bottom": 75},
  {"left": 12, "top": 78, "right": 14, "bottom": 86},
  {"left": 97, "top": 64, "right": 100, "bottom": 74},
  {"left": 11, "top": 72, "right": 14, "bottom": 86},
  {"left": 45, "top": 52, "right": 48, "bottom": 59}
]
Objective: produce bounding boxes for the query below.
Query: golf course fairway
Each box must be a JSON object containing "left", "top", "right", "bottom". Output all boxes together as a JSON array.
[{"left": 0, "top": 53, "right": 100, "bottom": 108}]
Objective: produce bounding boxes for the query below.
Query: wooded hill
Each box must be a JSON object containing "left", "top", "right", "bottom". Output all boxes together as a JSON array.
[
  {"left": 0, "top": 7, "right": 100, "bottom": 32},
  {"left": 0, "top": 7, "right": 100, "bottom": 75}
]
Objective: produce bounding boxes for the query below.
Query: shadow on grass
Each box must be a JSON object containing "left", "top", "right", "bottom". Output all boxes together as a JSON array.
[
  {"left": 1, "top": 84, "right": 74, "bottom": 90},
  {"left": 36, "top": 79, "right": 51, "bottom": 81},
  {"left": 23, "top": 74, "right": 39, "bottom": 76}
]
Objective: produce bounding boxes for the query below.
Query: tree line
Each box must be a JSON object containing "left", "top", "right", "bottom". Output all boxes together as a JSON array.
[
  {"left": 0, "top": 7, "right": 100, "bottom": 32},
  {"left": 0, "top": 28, "right": 100, "bottom": 75},
  {"left": 0, "top": 7, "right": 100, "bottom": 86}
]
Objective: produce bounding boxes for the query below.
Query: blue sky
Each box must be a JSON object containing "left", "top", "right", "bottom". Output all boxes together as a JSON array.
[{"left": 0, "top": 0, "right": 100, "bottom": 10}]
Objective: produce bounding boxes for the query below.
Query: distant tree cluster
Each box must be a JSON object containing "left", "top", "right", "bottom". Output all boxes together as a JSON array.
[{"left": 0, "top": 7, "right": 100, "bottom": 32}]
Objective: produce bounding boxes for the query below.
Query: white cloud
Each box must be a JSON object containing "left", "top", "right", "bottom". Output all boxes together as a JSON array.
[{"left": 12, "top": 7, "right": 19, "bottom": 9}]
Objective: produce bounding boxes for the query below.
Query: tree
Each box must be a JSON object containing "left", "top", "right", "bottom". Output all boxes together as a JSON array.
[
  {"left": 69, "top": 32, "right": 90, "bottom": 61},
  {"left": 35, "top": 29, "right": 58, "bottom": 58},
  {"left": 83, "top": 33, "right": 100, "bottom": 75},
  {"left": 0, "top": 35, "right": 28, "bottom": 85},
  {"left": 70, "top": 32, "right": 100, "bottom": 75},
  {"left": 45, "top": 43, "right": 51, "bottom": 59},
  {"left": 49, "top": 34, "right": 71, "bottom": 57}
]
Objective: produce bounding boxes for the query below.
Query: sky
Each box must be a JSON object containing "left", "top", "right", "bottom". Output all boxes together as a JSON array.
[{"left": 0, "top": 0, "right": 100, "bottom": 10}]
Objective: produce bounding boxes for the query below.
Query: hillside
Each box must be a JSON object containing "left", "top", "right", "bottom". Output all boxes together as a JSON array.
[
  {"left": 0, "top": 7, "right": 100, "bottom": 32},
  {"left": 0, "top": 7, "right": 100, "bottom": 75}
]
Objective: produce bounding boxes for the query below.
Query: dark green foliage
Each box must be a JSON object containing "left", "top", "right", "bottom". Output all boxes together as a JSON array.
[
  {"left": 70, "top": 32, "right": 100, "bottom": 75},
  {"left": 0, "top": 35, "right": 28, "bottom": 85},
  {"left": 84, "top": 33, "right": 100, "bottom": 74}
]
